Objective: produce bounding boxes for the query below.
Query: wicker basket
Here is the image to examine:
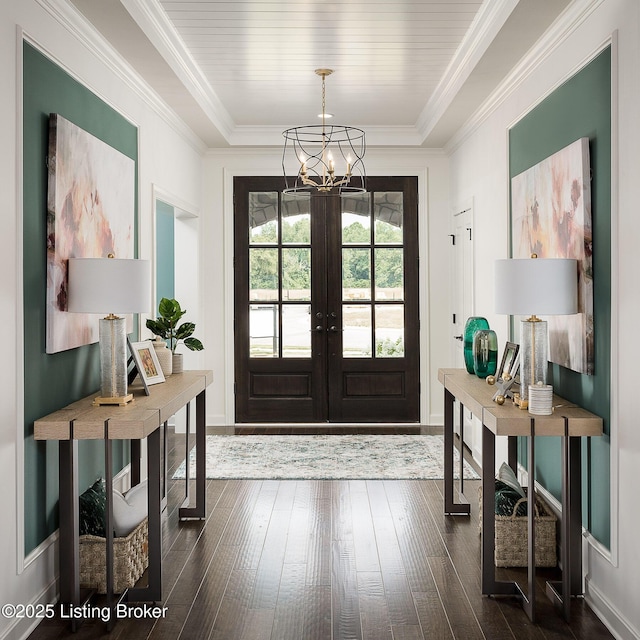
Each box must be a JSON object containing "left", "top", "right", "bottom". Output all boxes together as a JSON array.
[
  {"left": 480, "top": 486, "right": 557, "bottom": 568},
  {"left": 79, "top": 518, "right": 148, "bottom": 594}
]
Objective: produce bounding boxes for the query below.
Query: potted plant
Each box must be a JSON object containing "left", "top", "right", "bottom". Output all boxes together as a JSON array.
[{"left": 146, "top": 298, "right": 204, "bottom": 374}]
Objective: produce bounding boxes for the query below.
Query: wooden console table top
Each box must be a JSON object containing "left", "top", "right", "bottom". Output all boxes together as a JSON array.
[
  {"left": 34, "top": 370, "right": 213, "bottom": 441},
  {"left": 438, "top": 368, "right": 602, "bottom": 437}
]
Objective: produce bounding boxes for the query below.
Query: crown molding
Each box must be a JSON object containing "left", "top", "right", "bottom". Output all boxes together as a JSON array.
[
  {"left": 445, "top": 0, "right": 606, "bottom": 153},
  {"left": 33, "top": 0, "right": 207, "bottom": 155},
  {"left": 121, "top": 0, "right": 235, "bottom": 141},
  {"left": 204, "top": 146, "right": 447, "bottom": 160},
  {"left": 416, "top": 0, "right": 520, "bottom": 143},
  {"left": 227, "top": 124, "right": 425, "bottom": 148}
]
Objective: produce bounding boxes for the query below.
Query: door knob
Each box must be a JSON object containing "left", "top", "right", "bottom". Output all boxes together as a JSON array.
[
  {"left": 314, "top": 325, "right": 324, "bottom": 332},
  {"left": 328, "top": 325, "right": 340, "bottom": 333}
]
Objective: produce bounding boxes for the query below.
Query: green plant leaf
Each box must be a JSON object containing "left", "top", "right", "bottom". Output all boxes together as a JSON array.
[
  {"left": 184, "top": 337, "right": 204, "bottom": 351},
  {"left": 175, "top": 322, "right": 195, "bottom": 340},
  {"left": 159, "top": 298, "right": 186, "bottom": 323},
  {"left": 146, "top": 319, "right": 168, "bottom": 338}
]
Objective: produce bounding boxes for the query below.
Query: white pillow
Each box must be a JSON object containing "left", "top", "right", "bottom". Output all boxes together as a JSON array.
[
  {"left": 112, "top": 480, "right": 148, "bottom": 537},
  {"left": 497, "top": 462, "right": 526, "bottom": 498}
]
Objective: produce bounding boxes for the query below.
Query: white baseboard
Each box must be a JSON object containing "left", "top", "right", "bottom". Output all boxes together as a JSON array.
[
  {"left": 0, "top": 578, "right": 58, "bottom": 640},
  {"left": 585, "top": 577, "right": 640, "bottom": 640}
]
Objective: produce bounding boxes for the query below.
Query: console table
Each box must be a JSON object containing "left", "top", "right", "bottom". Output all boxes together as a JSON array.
[
  {"left": 34, "top": 370, "right": 212, "bottom": 627},
  {"left": 438, "top": 368, "right": 602, "bottom": 622}
]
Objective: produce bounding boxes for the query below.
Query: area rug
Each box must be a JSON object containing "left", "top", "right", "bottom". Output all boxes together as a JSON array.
[{"left": 172, "top": 434, "right": 479, "bottom": 481}]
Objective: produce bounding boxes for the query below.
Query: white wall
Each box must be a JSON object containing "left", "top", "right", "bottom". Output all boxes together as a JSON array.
[
  {"left": 200, "top": 147, "right": 451, "bottom": 426},
  {"left": 448, "top": 0, "right": 640, "bottom": 637},
  {"left": 0, "top": 0, "right": 204, "bottom": 638}
]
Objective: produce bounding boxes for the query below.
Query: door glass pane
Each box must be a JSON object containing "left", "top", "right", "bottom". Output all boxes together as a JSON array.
[
  {"left": 282, "top": 304, "right": 311, "bottom": 358},
  {"left": 250, "top": 248, "right": 279, "bottom": 301},
  {"left": 282, "top": 248, "right": 311, "bottom": 301},
  {"left": 375, "top": 304, "right": 404, "bottom": 358},
  {"left": 250, "top": 304, "right": 279, "bottom": 357},
  {"left": 375, "top": 248, "right": 404, "bottom": 300},
  {"left": 249, "top": 192, "right": 279, "bottom": 244},
  {"left": 374, "top": 192, "right": 403, "bottom": 244},
  {"left": 282, "top": 194, "right": 311, "bottom": 245},
  {"left": 342, "top": 193, "right": 371, "bottom": 244},
  {"left": 342, "top": 248, "right": 371, "bottom": 301},
  {"left": 343, "top": 304, "right": 372, "bottom": 358}
]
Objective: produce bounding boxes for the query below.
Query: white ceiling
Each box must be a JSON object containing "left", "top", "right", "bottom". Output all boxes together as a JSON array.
[{"left": 69, "top": 0, "right": 571, "bottom": 148}]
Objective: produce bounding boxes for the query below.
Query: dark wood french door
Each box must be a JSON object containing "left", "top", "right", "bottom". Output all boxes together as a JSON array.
[{"left": 234, "top": 176, "right": 419, "bottom": 423}]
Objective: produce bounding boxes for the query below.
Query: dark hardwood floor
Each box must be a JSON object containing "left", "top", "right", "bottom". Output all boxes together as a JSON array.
[{"left": 28, "top": 426, "right": 613, "bottom": 640}]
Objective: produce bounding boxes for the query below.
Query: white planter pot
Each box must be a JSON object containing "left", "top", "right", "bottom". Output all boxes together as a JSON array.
[{"left": 172, "top": 352, "right": 184, "bottom": 374}]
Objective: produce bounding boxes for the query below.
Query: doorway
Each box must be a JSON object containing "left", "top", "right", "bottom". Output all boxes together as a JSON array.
[
  {"left": 450, "top": 203, "right": 478, "bottom": 457},
  {"left": 233, "top": 176, "right": 420, "bottom": 423}
]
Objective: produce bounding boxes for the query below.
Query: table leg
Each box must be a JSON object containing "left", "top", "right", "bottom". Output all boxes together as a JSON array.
[
  {"left": 104, "top": 426, "right": 115, "bottom": 629},
  {"left": 508, "top": 436, "right": 518, "bottom": 472},
  {"left": 58, "top": 435, "right": 79, "bottom": 608},
  {"left": 524, "top": 419, "right": 537, "bottom": 622},
  {"left": 127, "top": 427, "right": 162, "bottom": 602},
  {"left": 444, "top": 388, "right": 470, "bottom": 515},
  {"left": 130, "top": 439, "right": 141, "bottom": 487},
  {"left": 481, "top": 423, "right": 520, "bottom": 598},
  {"left": 546, "top": 419, "right": 582, "bottom": 621},
  {"left": 161, "top": 421, "right": 168, "bottom": 512},
  {"left": 179, "top": 390, "right": 207, "bottom": 519},
  {"left": 459, "top": 400, "right": 465, "bottom": 495}
]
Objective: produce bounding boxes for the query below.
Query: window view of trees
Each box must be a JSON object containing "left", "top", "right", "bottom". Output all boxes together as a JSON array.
[
  {"left": 250, "top": 215, "right": 404, "bottom": 293},
  {"left": 249, "top": 209, "right": 405, "bottom": 358}
]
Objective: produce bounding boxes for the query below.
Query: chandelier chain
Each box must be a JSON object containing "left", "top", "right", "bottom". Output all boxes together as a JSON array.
[{"left": 321, "top": 73, "right": 326, "bottom": 128}]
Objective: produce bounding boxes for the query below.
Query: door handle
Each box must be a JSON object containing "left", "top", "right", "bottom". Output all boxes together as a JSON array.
[
  {"left": 328, "top": 325, "right": 340, "bottom": 333},
  {"left": 314, "top": 325, "right": 324, "bottom": 332},
  {"left": 454, "top": 335, "right": 463, "bottom": 341}
]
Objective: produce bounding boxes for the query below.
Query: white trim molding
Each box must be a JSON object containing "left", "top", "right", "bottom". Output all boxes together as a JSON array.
[
  {"left": 33, "top": 0, "right": 206, "bottom": 154},
  {"left": 446, "top": 0, "right": 607, "bottom": 154},
  {"left": 15, "top": 24, "right": 26, "bottom": 577}
]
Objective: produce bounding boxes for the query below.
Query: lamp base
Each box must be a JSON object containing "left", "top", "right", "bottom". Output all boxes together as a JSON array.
[
  {"left": 99, "top": 316, "right": 129, "bottom": 400},
  {"left": 519, "top": 318, "right": 548, "bottom": 401},
  {"left": 92, "top": 393, "right": 134, "bottom": 407}
]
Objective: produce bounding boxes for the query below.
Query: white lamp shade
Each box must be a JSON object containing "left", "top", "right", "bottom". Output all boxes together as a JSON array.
[
  {"left": 67, "top": 257, "right": 151, "bottom": 314},
  {"left": 494, "top": 258, "right": 578, "bottom": 316}
]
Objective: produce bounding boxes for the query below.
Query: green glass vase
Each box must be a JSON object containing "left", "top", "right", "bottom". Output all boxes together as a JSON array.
[
  {"left": 463, "top": 316, "right": 489, "bottom": 373},
  {"left": 473, "top": 329, "right": 498, "bottom": 378}
]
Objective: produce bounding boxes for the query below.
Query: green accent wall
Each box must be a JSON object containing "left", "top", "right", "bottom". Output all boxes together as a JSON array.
[
  {"left": 509, "top": 48, "right": 611, "bottom": 547},
  {"left": 155, "top": 200, "right": 175, "bottom": 303},
  {"left": 23, "top": 43, "right": 138, "bottom": 554}
]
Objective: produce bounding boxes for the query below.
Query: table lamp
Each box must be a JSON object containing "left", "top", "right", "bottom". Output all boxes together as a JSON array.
[
  {"left": 494, "top": 255, "right": 577, "bottom": 405},
  {"left": 68, "top": 255, "right": 151, "bottom": 405}
]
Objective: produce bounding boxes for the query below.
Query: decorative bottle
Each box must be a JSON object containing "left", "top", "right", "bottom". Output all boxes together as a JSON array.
[
  {"left": 463, "top": 316, "right": 490, "bottom": 373},
  {"left": 473, "top": 329, "right": 498, "bottom": 378}
]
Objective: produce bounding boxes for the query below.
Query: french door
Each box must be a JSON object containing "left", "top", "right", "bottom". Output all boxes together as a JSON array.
[{"left": 234, "top": 176, "right": 419, "bottom": 423}]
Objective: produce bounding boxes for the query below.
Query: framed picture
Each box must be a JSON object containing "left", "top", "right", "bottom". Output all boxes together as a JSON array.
[
  {"left": 511, "top": 137, "right": 593, "bottom": 375},
  {"left": 497, "top": 342, "right": 519, "bottom": 381},
  {"left": 46, "top": 113, "right": 135, "bottom": 353},
  {"left": 128, "top": 339, "right": 165, "bottom": 394},
  {"left": 492, "top": 350, "right": 521, "bottom": 403}
]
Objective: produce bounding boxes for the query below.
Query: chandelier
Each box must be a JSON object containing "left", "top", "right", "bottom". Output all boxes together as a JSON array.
[{"left": 282, "top": 69, "right": 366, "bottom": 194}]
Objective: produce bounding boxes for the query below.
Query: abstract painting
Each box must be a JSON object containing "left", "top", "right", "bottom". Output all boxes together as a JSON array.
[
  {"left": 46, "top": 114, "right": 135, "bottom": 353},
  {"left": 511, "top": 137, "right": 593, "bottom": 375}
]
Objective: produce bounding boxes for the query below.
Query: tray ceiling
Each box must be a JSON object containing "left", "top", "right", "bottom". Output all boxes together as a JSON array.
[{"left": 69, "top": 0, "right": 571, "bottom": 148}]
